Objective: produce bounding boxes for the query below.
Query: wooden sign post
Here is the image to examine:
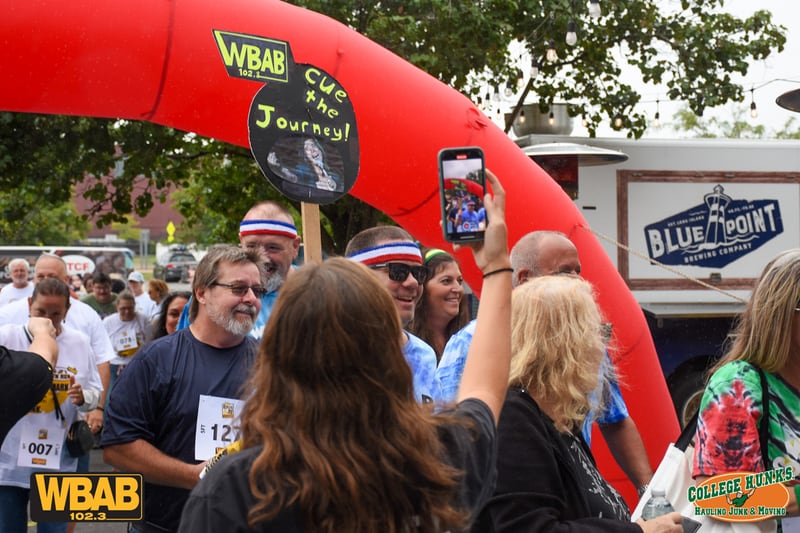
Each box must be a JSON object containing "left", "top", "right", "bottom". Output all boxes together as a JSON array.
[{"left": 300, "top": 202, "right": 324, "bottom": 264}]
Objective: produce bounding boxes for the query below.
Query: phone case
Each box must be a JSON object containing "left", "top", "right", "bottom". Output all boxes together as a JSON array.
[{"left": 438, "top": 147, "right": 486, "bottom": 243}]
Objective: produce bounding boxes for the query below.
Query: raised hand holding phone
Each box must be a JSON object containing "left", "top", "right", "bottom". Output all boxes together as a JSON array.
[{"left": 438, "top": 147, "right": 486, "bottom": 243}]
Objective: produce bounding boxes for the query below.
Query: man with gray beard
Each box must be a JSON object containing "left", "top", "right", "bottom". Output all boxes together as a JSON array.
[
  {"left": 102, "top": 245, "right": 264, "bottom": 533},
  {"left": 176, "top": 200, "right": 300, "bottom": 339}
]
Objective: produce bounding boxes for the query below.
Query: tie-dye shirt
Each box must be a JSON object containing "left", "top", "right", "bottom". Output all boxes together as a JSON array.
[
  {"left": 693, "top": 360, "right": 800, "bottom": 480},
  {"left": 403, "top": 331, "right": 439, "bottom": 403}
]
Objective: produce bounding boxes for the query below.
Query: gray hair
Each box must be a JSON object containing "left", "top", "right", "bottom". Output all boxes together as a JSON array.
[
  {"left": 189, "top": 245, "right": 266, "bottom": 321},
  {"left": 510, "top": 230, "right": 568, "bottom": 286},
  {"left": 8, "top": 258, "right": 30, "bottom": 271}
]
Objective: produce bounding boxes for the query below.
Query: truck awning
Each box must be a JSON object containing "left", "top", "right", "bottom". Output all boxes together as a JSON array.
[{"left": 639, "top": 301, "right": 745, "bottom": 318}]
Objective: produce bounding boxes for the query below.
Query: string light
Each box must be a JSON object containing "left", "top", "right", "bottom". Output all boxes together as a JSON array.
[
  {"left": 546, "top": 40, "right": 558, "bottom": 62},
  {"left": 565, "top": 20, "right": 577, "bottom": 46},
  {"left": 588, "top": 0, "right": 601, "bottom": 18},
  {"left": 594, "top": 77, "right": 800, "bottom": 129},
  {"left": 489, "top": 40, "right": 797, "bottom": 133}
]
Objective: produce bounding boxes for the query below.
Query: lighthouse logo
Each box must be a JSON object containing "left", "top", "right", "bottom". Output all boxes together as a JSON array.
[{"left": 644, "top": 185, "right": 783, "bottom": 268}]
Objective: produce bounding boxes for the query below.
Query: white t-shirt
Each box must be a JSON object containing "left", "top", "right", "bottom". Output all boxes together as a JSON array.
[
  {"left": 0, "top": 324, "right": 102, "bottom": 487},
  {"left": 0, "top": 296, "right": 114, "bottom": 365},
  {"left": 0, "top": 283, "right": 33, "bottom": 307},
  {"left": 134, "top": 292, "right": 158, "bottom": 321},
  {"left": 102, "top": 312, "right": 149, "bottom": 366}
]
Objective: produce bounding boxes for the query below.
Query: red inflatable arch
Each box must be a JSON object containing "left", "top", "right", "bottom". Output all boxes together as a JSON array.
[{"left": 0, "top": 0, "right": 678, "bottom": 505}]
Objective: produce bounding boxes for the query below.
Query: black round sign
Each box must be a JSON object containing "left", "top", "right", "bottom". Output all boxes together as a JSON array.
[{"left": 248, "top": 64, "right": 359, "bottom": 204}]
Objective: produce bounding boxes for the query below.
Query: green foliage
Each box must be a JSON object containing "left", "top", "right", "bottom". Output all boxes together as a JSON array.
[
  {"left": 290, "top": 0, "right": 785, "bottom": 139},
  {"left": 0, "top": 112, "right": 391, "bottom": 251},
  {"left": 0, "top": 193, "right": 89, "bottom": 244},
  {"left": 669, "top": 105, "right": 798, "bottom": 139},
  {"left": 774, "top": 118, "right": 800, "bottom": 140}
]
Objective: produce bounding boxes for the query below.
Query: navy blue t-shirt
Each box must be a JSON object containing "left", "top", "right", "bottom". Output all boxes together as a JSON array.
[{"left": 101, "top": 328, "right": 257, "bottom": 532}]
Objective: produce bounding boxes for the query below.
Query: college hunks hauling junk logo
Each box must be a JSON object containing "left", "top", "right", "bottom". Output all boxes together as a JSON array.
[
  {"left": 644, "top": 185, "right": 783, "bottom": 268},
  {"left": 689, "top": 468, "right": 792, "bottom": 522}
]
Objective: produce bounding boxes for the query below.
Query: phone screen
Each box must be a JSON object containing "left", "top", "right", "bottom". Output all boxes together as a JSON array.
[{"left": 438, "top": 147, "right": 486, "bottom": 243}]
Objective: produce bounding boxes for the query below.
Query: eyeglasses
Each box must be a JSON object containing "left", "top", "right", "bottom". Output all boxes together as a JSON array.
[
  {"left": 211, "top": 282, "right": 268, "bottom": 298},
  {"left": 370, "top": 263, "right": 428, "bottom": 284}
]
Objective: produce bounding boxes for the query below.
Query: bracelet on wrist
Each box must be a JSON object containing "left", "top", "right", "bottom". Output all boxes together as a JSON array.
[
  {"left": 95, "top": 406, "right": 104, "bottom": 412},
  {"left": 482, "top": 267, "right": 513, "bottom": 279}
]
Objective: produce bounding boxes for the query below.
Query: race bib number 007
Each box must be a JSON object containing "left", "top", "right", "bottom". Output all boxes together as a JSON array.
[{"left": 18, "top": 418, "right": 66, "bottom": 470}]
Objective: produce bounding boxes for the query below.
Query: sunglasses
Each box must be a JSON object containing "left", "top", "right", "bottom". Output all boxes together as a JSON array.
[
  {"left": 370, "top": 263, "right": 428, "bottom": 284},
  {"left": 211, "top": 282, "right": 268, "bottom": 299}
]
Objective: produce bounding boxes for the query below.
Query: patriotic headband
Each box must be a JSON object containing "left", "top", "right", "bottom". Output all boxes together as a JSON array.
[
  {"left": 239, "top": 219, "right": 298, "bottom": 239},
  {"left": 347, "top": 241, "right": 423, "bottom": 266}
]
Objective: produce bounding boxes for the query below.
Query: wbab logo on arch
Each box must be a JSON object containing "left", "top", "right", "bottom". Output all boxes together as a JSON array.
[
  {"left": 689, "top": 467, "right": 792, "bottom": 522},
  {"left": 644, "top": 184, "right": 783, "bottom": 268}
]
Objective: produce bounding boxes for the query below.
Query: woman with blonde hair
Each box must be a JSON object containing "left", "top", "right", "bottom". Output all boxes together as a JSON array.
[
  {"left": 693, "top": 249, "right": 800, "bottom": 526},
  {"left": 179, "top": 170, "right": 512, "bottom": 532},
  {"left": 478, "top": 275, "right": 681, "bottom": 533}
]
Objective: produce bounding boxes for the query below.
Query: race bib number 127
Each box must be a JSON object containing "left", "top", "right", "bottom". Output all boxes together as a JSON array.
[{"left": 194, "top": 395, "right": 243, "bottom": 460}]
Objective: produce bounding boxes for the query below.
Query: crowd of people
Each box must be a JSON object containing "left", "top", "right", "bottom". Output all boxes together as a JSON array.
[
  {"left": 0, "top": 254, "right": 199, "bottom": 532},
  {"left": 0, "top": 166, "right": 797, "bottom": 532},
  {"left": 445, "top": 194, "right": 487, "bottom": 235}
]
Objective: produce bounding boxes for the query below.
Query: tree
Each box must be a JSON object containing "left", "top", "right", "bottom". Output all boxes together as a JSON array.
[
  {"left": 0, "top": 193, "right": 89, "bottom": 244},
  {"left": 670, "top": 105, "right": 800, "bottom": 139},
  {"left": 0, "top": 112, "right": 392, "bottom": 249},
  {"left": 289, "top": 0, "right": 785, "bottom": 138}
]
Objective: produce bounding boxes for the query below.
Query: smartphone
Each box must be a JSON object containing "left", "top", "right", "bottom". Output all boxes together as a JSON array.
[
  {"left": 681, "top": 516, "right": 702, "bottom": 533},
  {"left": 438, "top": 146, "right": 486, "bottom": 243}
]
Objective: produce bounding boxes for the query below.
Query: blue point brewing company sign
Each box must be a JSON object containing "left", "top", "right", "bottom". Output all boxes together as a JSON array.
[{"left": 644, "top": 185, "right": 783, "bottom": 268}]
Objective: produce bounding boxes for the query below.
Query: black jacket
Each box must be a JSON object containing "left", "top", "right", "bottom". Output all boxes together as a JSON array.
[{"left": 475, "top": 388, "right": 641, "bottom": 533}]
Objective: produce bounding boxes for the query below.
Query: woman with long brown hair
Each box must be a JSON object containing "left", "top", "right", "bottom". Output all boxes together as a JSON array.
[
  {"left": 179, "top": 171, "right": 511, "bottom": 532},
  {"left": 408, "top": 248, "right": 472, "bottom": 362}
]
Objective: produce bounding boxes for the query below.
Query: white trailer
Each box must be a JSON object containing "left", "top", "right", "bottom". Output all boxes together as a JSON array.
[{"left": 516, "top": 134, "right": 800, "bottom": 425}]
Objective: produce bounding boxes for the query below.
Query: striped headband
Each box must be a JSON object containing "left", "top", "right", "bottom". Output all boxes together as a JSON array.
[
  {"left": 424, "top": 248, "right": 448, "bottom": 263},
  {"left": 239, "top": 220, "right": 298, "bottom": 239},
  {"left": 347, "top": 241, "right": 423, "bottom": 266}
]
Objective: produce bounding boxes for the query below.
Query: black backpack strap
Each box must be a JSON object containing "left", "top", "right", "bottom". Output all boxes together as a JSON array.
[
  {"left": 51, "top": 385, "right": 65, "bottom": 422},
  {"left": 756, "top": 366, "right": 771, "bottom": 470},
  {"left": 675, "top": 410, "right": 698, "bottom": 452}
]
